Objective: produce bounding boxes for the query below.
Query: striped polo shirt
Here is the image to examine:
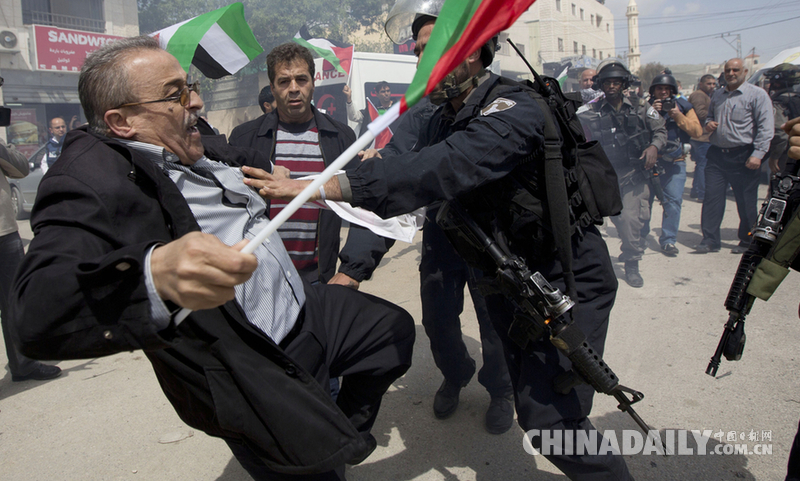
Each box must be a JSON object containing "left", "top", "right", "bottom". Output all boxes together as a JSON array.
[{"left": 270, "top": 119, "right": 325, "bottom": 274}]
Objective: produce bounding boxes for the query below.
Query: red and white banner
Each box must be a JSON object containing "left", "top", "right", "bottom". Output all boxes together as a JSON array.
[{"left": 33, "top": 25, "right": 125, "bottom": 73}]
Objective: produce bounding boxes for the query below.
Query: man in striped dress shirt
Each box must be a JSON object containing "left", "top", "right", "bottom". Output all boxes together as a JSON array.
[{"left": 230, "top": 43, "right": 392, "bottom": 289}]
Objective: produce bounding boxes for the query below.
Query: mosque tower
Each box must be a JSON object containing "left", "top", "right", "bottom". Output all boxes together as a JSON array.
[{"left": 626, "top": 0, "right": 641, "bottom": 74}]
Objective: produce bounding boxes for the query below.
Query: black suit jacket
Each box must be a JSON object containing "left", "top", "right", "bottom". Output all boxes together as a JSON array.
[{"left": 10, "top": 128, "right": 367, "bottom": 473}]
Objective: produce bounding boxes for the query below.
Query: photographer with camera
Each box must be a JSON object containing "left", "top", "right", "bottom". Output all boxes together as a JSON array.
[{"left": 641, "top": 72, "right": 702, "bottom": 256}]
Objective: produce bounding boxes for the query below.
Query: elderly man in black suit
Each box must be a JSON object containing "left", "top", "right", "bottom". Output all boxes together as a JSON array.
[{"left": 10, "top": 36, "right": 414, "bottom": 480}]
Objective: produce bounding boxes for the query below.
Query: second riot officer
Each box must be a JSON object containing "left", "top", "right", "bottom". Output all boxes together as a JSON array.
[{"left": 578, "top": 59, "right": 667, "bottom": 287}]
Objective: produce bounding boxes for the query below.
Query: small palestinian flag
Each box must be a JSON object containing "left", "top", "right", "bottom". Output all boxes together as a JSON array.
[
  {"left": 150, "top": 3, "right": 263, "bottom": 79},
  {"left": 366, "top": 98, "right": 393, "bottom": 149},
  {"left": 293, "top": 26, "right": 354, "bottom": 76},
  {"left": 556, "top": 65, "right": 569, "bottom": 89}
]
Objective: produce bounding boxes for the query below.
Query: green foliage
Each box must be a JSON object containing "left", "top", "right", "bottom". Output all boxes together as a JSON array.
[
  {"left": 637, "top": 62, "right": 667, "bottom": 96},
  {"left": 138, "top": 0, "right": 393, "bottom": 52}
]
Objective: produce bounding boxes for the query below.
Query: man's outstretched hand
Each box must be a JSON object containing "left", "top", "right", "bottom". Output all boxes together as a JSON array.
[{"left": 242, "top": 165, "right": 313, "bottom": 201}]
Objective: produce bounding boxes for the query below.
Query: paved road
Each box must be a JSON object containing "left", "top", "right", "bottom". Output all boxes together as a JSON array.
[{"left": 2, "top": 161, "right": 798, "bottom": 480}]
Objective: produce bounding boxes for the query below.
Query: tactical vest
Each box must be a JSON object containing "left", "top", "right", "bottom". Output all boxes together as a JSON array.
[
  {"left": 438, "top": 76, "right": 621, "bottom": 282},
  {"left": 582, "top": 100, "right": 650, "bottom": 172},
  {"left": 657, "top": 96, "right": 694, "bottom": 160}
]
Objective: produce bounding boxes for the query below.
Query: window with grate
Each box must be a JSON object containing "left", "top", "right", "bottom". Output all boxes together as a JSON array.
[{"left": 22, "top": 0, "right": 105, "bottom": 33}]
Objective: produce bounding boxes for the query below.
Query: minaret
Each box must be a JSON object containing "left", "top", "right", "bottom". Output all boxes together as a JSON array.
[{"left": 626, "top": 0, "right": 641, "bottom": 75}]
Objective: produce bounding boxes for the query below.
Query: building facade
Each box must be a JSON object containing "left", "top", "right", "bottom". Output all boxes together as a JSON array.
[
  {"left": 496, "top": 0, "right": 615, "bottom": 90},
  {"left": 0, "top": 0, "right": 138, "bottom": 152}
]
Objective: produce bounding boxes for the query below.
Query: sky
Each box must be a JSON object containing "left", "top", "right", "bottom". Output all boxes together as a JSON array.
[{"left": 603, "top": 0, "right": 800, "bottom": 68}]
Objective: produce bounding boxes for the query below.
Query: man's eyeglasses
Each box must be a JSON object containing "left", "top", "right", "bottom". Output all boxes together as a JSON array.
[{"left": 114, "top": 83, "right": 199, "bottom": 109}]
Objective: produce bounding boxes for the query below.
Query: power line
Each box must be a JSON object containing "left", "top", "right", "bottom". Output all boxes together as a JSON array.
[
  {"left": 637, "top": 14, "right": 800, "bottom": 49},
  {"left": 610, "top": 0, "right": 800, "bottom": 22}
]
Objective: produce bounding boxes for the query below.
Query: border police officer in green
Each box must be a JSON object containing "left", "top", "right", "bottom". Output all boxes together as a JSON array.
[{"left": 579, "top": 59, "right": 667, "bottom": 287}]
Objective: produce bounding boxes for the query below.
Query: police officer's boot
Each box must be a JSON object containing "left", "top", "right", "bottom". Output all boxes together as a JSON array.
[
  {"left": 434, "top": 379, "right": 463, "bottom": 419},
  {"left": 624, "top": 261, "right": 644, "bottom": 288}
]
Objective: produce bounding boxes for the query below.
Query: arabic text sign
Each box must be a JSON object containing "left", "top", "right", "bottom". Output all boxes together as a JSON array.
[{"left": 33, "top": 25, "right": 125, "bottom": 72}]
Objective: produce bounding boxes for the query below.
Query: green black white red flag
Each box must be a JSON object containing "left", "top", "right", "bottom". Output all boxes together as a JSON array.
[
  {"left": 368, "top": 0, "right": 537, "bottom": 136},
  {"left": 150, "top": 3, "right": 263, "bottom": 79},
  {"left": 293, "top": 26, "right": 354, "bottom": 77}
]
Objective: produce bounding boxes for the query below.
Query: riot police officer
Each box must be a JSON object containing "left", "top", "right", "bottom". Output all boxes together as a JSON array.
[
  {"left": 767, "top": 63, "right": 800, "bottom": 173},
  {"left": 578, "top": 59, "right": 667, "bottom": 287}
]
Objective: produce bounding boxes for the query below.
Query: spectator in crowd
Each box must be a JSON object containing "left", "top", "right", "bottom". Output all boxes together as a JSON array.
[
  {"left": 343, "top": 81, "right": 396, "bottom": 136},
  {"left": 258, "top": 85, "right": 276, "bottom": 114},
  {"left": 694, "top": 58, "right": 774, "bottom": 254},
  {"left": 1, "top": 138, "right": 61, "bottom": 382},
  {"left": 230, "top": 43, "right": 392, "bottom": 289},
  {"left": 688, "top": 74, "right": 717, "bottom": 201},
  {"left": 579, "top": 68, "right": 603, "bottom": 104},
  {"left": 41, "top": 116, "right": 66, "bottom": 173}
]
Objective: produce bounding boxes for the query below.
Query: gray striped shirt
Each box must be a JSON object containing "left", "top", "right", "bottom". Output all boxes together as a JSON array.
[
  {"left": 707, "top": 82, "right": 774, "bottom": 159},
  {"left": 124, "top": 141, "right": 304, "bottom": 343}
]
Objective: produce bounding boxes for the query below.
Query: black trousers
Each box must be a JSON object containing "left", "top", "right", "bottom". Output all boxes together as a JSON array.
[
  {"left": 419, "top": 218, "right": 512, "bottom": 397},
  {"left": 484, "top": 227, "right": 633, "bottom": 480},
  {"left": 227, "top": 283, "right": 415, "bottom": 480},
  {"left": 0, "top": 231, "right": 38, "bottom": 376},
  {"left": 787, "top": 419, "right": 800, "bottom": 481},
  {"left": 700, "top": 145, "right": 760, "bottom": 248}
]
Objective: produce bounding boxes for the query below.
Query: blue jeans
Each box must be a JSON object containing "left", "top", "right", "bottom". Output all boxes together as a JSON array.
[
  {"left": 640, "top": 160, "right": 687, "bottom": 247},
  {"left": 690, "top": 140, "right": 711, "bottom": 200}
]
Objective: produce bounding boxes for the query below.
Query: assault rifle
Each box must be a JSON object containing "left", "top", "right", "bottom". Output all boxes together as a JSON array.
[
  {"left": 706, "top": 173, "right": 799, "bottom": 376},
  {"left": 437, "top": 200, "right": 666, "bottom": 453}
]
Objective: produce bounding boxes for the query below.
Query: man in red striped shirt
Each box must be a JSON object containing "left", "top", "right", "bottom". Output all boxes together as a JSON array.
[{"left": 230, "top": 43, "right": 391, "bottom": 289}]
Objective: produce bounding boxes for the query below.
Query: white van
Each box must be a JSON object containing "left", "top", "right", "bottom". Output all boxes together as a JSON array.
[{"left": 313, "top": 51, "right": 418, "bottom": 134}]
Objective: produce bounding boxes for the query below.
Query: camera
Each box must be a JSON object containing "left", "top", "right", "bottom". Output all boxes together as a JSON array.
[{"left": 660, "top": 97, "right": 676, "bottom": 112}]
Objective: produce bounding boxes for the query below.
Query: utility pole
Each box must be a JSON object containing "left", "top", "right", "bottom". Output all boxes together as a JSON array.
[{"left": 720, "top": 33, "right": 742, "bottom": 59}]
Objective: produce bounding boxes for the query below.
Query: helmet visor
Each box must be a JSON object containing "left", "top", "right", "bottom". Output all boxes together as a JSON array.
[{"left": 385, "top": 0, "right": 443, "bottom": 44}]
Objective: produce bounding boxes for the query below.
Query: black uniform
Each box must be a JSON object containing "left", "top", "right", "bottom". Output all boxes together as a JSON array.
[
  {"left": 344, "top": 73, "right": 632, "bottom": 479},
  {"left": 770, "top": 89, "right": 800, "bottom": 173},
  {"left": 379, "top": 94, "right": 512, "bottom": 406}
]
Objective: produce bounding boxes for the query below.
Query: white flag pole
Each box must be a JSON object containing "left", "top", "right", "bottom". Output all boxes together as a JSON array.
[{"left": 173, "top": 109, "right": 396, "bottom": 322}]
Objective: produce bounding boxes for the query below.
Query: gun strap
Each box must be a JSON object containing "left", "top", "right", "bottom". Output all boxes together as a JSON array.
[{"left": 533, "top": 94, "right": 578, "bottom": 299}]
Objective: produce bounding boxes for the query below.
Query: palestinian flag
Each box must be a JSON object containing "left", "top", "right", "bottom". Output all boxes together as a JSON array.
[
  {"left": 150, "top": 3, "right": 263, "bottom": 79},
  {"left": 367, "top": 0, "right": 537, "bottom": 138},
  {"left": 293, "top": 26, "right": 354, "bottom": 76},
  {"left": 366, "top": 98, "right": 393, "bottom": 149},
  {"left": 556, "top": 65, "right": 569, "bottom": 89}
]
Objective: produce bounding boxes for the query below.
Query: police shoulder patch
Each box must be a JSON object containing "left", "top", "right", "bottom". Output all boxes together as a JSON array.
[
  {"left": 646, "top": 106, "right": 660, "bottom": 120},
  {"left": 481, "top": 97, "right": 516, "bottom": 116}
]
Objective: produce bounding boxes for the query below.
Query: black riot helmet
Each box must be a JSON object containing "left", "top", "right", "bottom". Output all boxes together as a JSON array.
[
  {"left": 767, "top": 63, "right": 800, "bottom": 91},
  {"left": 649, "top": 73, "right": 679, "bottom": 96},
  {"left": 592, "top": 58, "right": 632, "bottom": 91}
]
